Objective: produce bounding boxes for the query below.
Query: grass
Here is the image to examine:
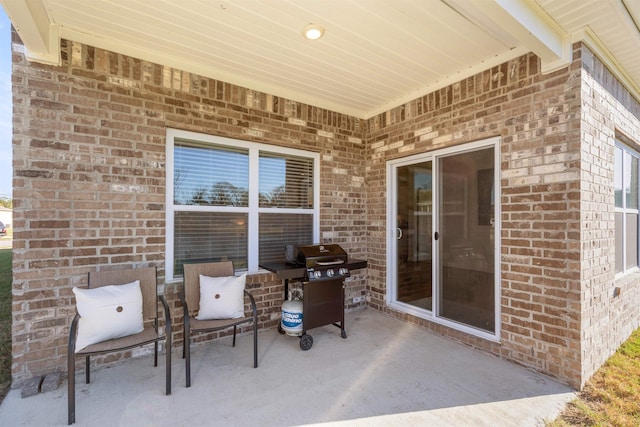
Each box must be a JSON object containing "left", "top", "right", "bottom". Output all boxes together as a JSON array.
[
  {"left": 548, "top": 327, "right": 640, "bottom": 427},
  {"left": 0, "top": 247, "right": 11, "bottom": 403}
]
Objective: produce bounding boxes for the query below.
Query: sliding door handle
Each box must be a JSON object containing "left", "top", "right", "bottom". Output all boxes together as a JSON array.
[
  {"left": 396, "top": 228, "right": 403, "bottom": 240},
  {"left": 434, "top": 231, "right": 439, "bottom": 240}
]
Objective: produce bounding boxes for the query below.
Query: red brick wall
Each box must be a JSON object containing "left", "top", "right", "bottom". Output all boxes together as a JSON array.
[{"left": 10, "top": 33, "right": 367, "bottom": 384}]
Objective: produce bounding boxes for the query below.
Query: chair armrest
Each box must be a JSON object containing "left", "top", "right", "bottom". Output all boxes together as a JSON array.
[
  {"left": 68, "top": 312, "right": 81, "bottom": 355},
  {"left": 178, "top": 293, "right": 189, "bottom": 318},
  {"left": 244, "top": 290, "right": 257, "bottom": 319},
  {"left": 159, "top": 295, "right": 171, "bottom": 338}
]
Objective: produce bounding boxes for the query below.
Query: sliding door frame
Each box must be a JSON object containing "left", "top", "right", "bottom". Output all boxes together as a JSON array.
[{"left": 386, "top": 137, "right": 501, "bottom": 342}]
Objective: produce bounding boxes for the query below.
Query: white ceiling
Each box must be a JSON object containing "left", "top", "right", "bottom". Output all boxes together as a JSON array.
[{"left": 3, "top": 0, "right": 640, "bottom": 119}]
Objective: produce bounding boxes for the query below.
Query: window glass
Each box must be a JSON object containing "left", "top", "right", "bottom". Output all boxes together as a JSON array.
[
  {"left": 167, "top": 130, "right": 318, "bottom": 279},
  {"left": 626, "top": 213, "right": 638, "bottom": 269},
  {"left": 174, "top": 212, "right": 248, "bottom": 275},
  {"left": 259, "top": 153, "right": 314, "bottom": 208},
  {"left": 615, "top": 141, "right": 640, "bottom": 274},
  {"left": 615, "top": 147, "right": 623, "bottom": 208},
  {"left": 615, "top": 212, "right": 623, "bottom": 273},
  {"left": 259, "top": 213, "right": 314, "bottom": 263},
  {"left": 627, "top": 155, "right": 639, "bottom": 209},
  {"left": 174, "top": 141, "right": 249, "bottom": 206}
]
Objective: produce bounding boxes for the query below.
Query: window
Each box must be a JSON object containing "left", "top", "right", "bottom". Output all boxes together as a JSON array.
[
  {"left": 166, "top": 129, "right": 319, "bottom": 280},
  {"left": 615, "top": 141, "right": 640, "bottom": 274}
]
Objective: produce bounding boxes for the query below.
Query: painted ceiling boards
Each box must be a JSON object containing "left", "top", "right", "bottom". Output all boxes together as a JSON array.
[{"left": 2, "top": 0, "right": 639, "bottom": 118}]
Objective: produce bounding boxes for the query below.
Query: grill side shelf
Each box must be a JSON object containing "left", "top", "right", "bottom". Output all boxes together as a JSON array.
[{"left": 260, "top": 259, "right": 367, "bottom": 280}]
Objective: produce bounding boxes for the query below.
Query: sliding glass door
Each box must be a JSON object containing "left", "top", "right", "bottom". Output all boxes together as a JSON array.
[
  {"left": 388, "top": 140, "right": 498, "bottom": 337},
  {"left": 438, "top": 147, "right": 495, "bottom": 332},
  {"left": 395, "top": 161, "right": 433, "bottom": 311}
]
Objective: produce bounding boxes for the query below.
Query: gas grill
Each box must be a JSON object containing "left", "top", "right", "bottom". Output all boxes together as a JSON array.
[
  {"left": 260, "top": 244, "right": 367, "bottom": 351},
  {"left": 296, "top": 244, "right": 350, "bottom": 282},
  {"left": 277, "top": 244, "right": 351, "bottom": 350}
]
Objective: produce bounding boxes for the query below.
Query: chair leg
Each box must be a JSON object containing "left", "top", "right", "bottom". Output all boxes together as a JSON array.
[
  {"left": 185, "top": 332, "right": 191, "bottom": 388},
  {"left": 85, "top": 356, "right": 90, "bottom": 384},
  {"left": 165, "top": 333, "right": 172, "bottom": 395},
  {"left": 182, "top": 316, "right": 187, "bottom": 360},
  {"left": 154, "top": 341, "right": 158, "bottom": 367},
  {"left": 68, "top": 353, "right": 75, "bottom": 424},
  {"left": 232, "top": 325, "right": 237, "bottom": 347},
  {"left": 253, "top": 319, "right": 258, "bottom": 368}
]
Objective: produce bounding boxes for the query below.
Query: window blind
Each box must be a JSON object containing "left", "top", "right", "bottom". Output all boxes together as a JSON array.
[
  {"left": 259, "top": 213, "right": 313, "bottom": 263},
  {"left": 174, "top": 140, "right": 249, "bottom": 206},
  {"left": 174, "top": 211, "right": 248, "bottom": 275},
  {"left": 259, "top": 152, "right": 313, "bottom": 208},
  {"left": 167, "top": 130, "right": 318, "bottom": 279}
]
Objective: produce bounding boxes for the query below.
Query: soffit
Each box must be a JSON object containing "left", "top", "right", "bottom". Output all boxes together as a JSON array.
[
  {"left": 536, "top": 0, "right": 640, "bottom": 94},
  {"left": 2, "top": 0, "right": 640, "bottom": 119}
]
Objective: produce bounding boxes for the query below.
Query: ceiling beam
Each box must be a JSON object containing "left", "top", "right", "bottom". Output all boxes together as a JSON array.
[
  {"left": 446, "top": 0, "right": 571, "bottom": 73},
  {"left": 1, "top": 0, "right": 60, "bottom": 65},
  {"left": 494, "top": 0, "right": 571, "bottom": 73}
]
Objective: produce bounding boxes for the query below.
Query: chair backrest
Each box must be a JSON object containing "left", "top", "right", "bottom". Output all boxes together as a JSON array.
[
  {"left": 183, "top": 261, "right": 234, "bottom": 315},
  {"left": 88, "top": 266, "right": 158, "bottom": 322}
]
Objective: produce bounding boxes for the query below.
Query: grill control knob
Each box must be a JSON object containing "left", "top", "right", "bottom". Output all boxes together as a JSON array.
[
  {"left": 314, "top": 271, "right": 322, "bottom": 279},
  {"left": 327, "top": 269, "right": 334, "bottom": 277},
  {"left": 339, "top": 268, "right": 349, "bottom": 275}
]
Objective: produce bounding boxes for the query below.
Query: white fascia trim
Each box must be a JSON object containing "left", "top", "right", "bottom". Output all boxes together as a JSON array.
[
  {"left": 492, "top": 0, "right": 572, "bottom": 74},
  {"left": 24, "top": 23, "right": 60, "bottom": 65},
  {"left": 1, "top": 0, "right": 61, "bottom": 65},
  {"left": 444, "top": 0, "right": 571, "bottom": 74},
  {"left": 575, "top": 27, "right": 640, "bottom": 104}
]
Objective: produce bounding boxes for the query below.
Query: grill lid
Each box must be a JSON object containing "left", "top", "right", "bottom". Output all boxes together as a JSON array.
[
  {"left": 296, "top": 244, "right": 348, "bottom": 267},
  {"left": 296, "top": 244, "right": 350, "bottom": 281}
]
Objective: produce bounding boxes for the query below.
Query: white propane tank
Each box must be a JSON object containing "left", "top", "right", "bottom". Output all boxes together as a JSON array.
[{"left": 281, "top": 290, "right": 303, "bottom": 336}]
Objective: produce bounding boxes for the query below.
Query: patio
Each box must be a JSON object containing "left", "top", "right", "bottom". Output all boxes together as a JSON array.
[{"left": 0, "top": 309, "right": 573, "bottom": 426}]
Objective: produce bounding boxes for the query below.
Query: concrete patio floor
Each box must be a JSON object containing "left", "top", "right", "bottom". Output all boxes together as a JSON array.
[{"left": 0, "top": 308, "right": 575, "bottom": 426}]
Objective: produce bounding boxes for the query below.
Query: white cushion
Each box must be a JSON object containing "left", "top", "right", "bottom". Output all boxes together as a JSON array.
[
  {"left": 196, "top": 274, "right": 246, "bottom": 320},
  {"left": 72, "top": 280, "right": 144, "bottom": 352}
]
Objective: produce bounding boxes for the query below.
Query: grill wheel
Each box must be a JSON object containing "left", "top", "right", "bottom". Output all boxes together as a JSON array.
[{"left": 299, "top": 334, "right": 313, "bottom": 351}]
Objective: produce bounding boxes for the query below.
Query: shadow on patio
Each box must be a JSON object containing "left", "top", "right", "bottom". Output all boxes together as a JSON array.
[{"left": 0, "top": 309, "right": 574, "bottom": 426}]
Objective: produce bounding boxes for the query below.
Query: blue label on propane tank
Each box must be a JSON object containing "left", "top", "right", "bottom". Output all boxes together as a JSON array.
[{"left": 282, "top": 311, "right": 302, "bottom": 327}]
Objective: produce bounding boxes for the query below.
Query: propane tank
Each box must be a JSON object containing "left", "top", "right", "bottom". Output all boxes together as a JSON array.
[{"left": 281, "top": 289, "right": 303, "bottom": 336}]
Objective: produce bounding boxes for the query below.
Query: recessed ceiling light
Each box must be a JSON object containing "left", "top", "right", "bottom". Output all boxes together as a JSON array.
[{"left": 302, "top": 24, "right": 325, "bottom": 40}]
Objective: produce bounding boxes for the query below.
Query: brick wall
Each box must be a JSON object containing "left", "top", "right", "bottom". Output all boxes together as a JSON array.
[
  {"left": 362, "top": 43, "right": 640, "bottom": 388},
  {"left": 10, "top": 32, "right": 367, "bottom": 385},
  {"left": 579, "top": 44, "right": 640, "bottom": 385},
  {"left": 364, "top": 47, "right": 585, "bottom": 387},
  {"left": 11, "top": 28, "right": 640, "bottom": 390}
]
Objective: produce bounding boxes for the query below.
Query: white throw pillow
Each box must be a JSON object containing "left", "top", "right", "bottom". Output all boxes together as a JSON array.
[
  {"left": 196, "top": 274, "right": 246, "bottom": 320},
  {"left": 72, "top": 280, "right": 144, "bottom": 352}
]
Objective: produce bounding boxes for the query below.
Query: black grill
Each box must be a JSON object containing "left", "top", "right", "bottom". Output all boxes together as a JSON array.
[
  {"left": 296, "top": 244, "right": 350, "bottom": 282},
  {"left": 260, "top": 243, "right": 367, "bottom": 351}
]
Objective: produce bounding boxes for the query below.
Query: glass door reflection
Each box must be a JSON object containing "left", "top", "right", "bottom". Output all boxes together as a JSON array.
[
  {"left": 396, "top": 162, "right": 433, "bottom": 311},
  {"left": 438, "top": 147, "right": 495, "bottom": 332}
]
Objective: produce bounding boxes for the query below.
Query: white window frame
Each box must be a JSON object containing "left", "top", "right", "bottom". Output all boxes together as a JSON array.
[
  {"left": 615, "top": 140, "right": 640, "bottom": 276},
  {"left": 165, "top": 128, "right": 320, "bottom": 281}
]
